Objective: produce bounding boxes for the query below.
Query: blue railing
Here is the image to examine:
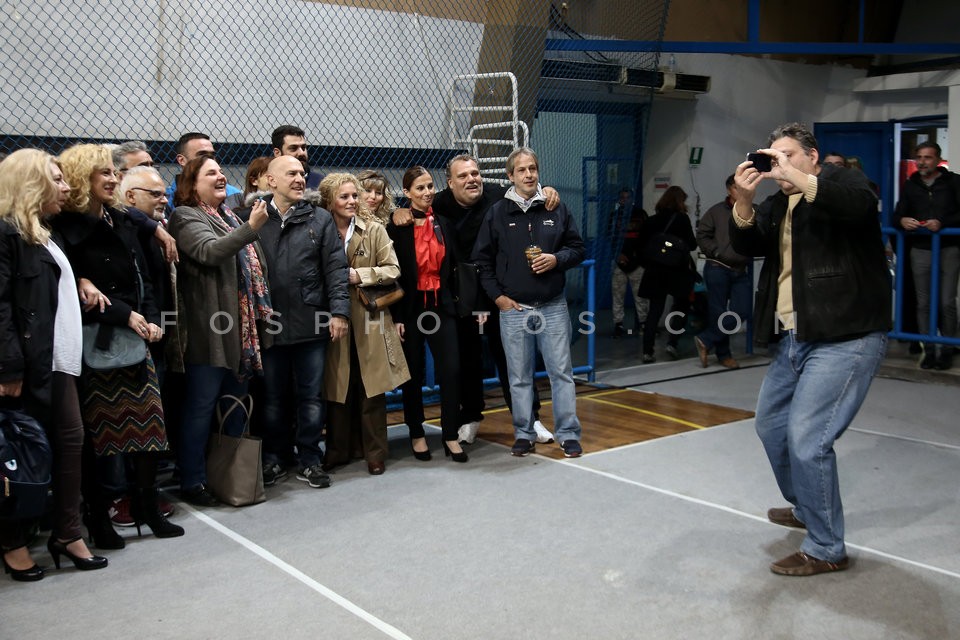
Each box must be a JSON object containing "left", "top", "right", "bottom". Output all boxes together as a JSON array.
[
  {"left": 386, "top": 259, "right": 597, "bottom": 408},
  {"left": 885, "top": 226, "right": 960, "bottom": 347}
]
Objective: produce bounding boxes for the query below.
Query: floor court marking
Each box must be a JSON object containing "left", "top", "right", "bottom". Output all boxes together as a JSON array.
[
  {"left": 549, "top": 456, "right": 960, "bottom": 581},
  {"left": 580, "top": 394, "right": 706, "bottom": 430},
  {"left": 182, "top": 503, "right": 414, "bottom": 640}
]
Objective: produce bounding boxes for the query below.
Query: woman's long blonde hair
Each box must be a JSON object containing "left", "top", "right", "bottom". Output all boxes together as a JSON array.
[
  {"left": 59, "top": 143, "right": 122, "bottom": 214},
  {"left": 319, "top": 173, "right": 376, "bottom": 223},
  {"left": 0, "top": 148, "right": 60, "bottom": 245},
  {"left": 356, "top": 169, "right": 396, "bottom": 223}
]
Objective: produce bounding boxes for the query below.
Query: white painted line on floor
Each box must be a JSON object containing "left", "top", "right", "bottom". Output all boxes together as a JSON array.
[
  {"left": 848, "top": 427, "right": 960, "bottom": 451},
  {"left": 182, "top": 504, "right": 414, "bottom": 640},
  {"left": 556, "top": 459, "right": 960, "bottom": 582}
]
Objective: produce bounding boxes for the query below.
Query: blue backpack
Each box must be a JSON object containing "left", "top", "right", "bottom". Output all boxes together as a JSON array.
[{"left": 0, "top": 409, "right": 52, "bottom": 521}]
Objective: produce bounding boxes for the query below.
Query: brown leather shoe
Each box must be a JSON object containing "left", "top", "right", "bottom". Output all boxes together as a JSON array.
[
  {"left": 719, "top": 357, "right": 740, "bottom": 369},
  {"left": 367, "top": 461, "right": 385, "bottom": 475},
  {"left": 770, "top": 551, "right": 849, "bottom": 576},
  {"left": 767, "top": 507, "right": 806, "bottom": 529},
  {"left": 694, "top": 336, "right": 709, "bottom": 368}
]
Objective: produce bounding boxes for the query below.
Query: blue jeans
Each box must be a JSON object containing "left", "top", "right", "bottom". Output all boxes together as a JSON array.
[
  {"left": 261, "top": 341, "right": 327, "bottom": 468},
  {"left": 698, "top": 261, "right": 753, "bottom": 358},
  {"left": 179, "top": 365, "right": 250, "bottom": 491},
  {"left": 499, "top": 297, "right": 581, "bottom": 444},
  {"left": 755, "top": 331, "right": 887, "bottom": 562}
]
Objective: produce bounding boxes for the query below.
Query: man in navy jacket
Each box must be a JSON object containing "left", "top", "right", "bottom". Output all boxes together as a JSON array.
[{"left": 473, "top": 148, "right": 585, "bottom": 458}]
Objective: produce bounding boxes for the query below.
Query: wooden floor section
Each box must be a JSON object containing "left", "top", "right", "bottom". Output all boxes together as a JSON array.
[{"left": 388, "top": 383, "right": 755, "bottom": 460}]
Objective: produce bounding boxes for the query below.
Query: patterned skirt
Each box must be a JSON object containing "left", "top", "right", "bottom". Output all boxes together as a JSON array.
[{"left": 79, "top": 353, "right": 169, "bottom": 456}]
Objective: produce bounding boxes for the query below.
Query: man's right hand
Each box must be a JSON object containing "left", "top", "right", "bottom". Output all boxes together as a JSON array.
[
  {"left": 391, "top": 208, "right": 414, "bottom": 226},
  {"left": 248, "top": 199, "right": 268, "bottom": 231},
  {"left": 900, "top": 217, "right": 923, "bottom": 231},
  {"left": 495, "top": 295, "right": 522, "bottom": 311}
]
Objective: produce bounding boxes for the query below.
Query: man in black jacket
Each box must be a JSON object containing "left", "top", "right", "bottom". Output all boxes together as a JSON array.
[
  {"left": 894, "top": 142, "right": 960, "bottom": 370},
  {"left": 473, "top": 148, "right": 586, "bottom": 458},
  {"left": 257, "top": 156, "right": 349, "bottom": 489},
  {"left": 731, "top": 122, "right": 890, "bottom": 577}
]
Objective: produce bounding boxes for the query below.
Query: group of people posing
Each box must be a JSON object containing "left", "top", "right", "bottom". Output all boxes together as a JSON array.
[{"left": 0, "top": 127, "right": 586, "bottom": 582}]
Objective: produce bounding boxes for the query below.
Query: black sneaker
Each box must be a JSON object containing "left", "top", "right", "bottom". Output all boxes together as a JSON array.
[
  {"left": 935, "top": 353, "right": 953, "bottom": 370},
  {"left": 181, "top": 484, "right": 219, "bottom": 507},
  {"left": 561, "top": 440, "right": 583, "bottom": 458},
  {"left": 262, "top": 462, "right": 287, "bottom": 487},
  {"left": 613, "top": 323, "right": 624, "bottom": 339},
  {"left": 296, "top": 464, "right": 332, "bottom": 489},
  {"left": 920, "top": 352, "right": 937, "bottom": 369},
  {"left": 510, "top": 438, "right": 535, "bottom": 457}
]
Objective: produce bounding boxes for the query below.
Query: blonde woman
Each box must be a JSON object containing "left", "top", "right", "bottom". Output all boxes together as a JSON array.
[
  {"left": 319, "top": 173, "right": 409, "bottom": 475},
  {"left": 0, "top": 149, "right": 107, "bottom": 580},
  {"left": 357, "top": 169, "right": 396, "bottom": 224},
  {"left": 54, "top": 143, "right": 182, "bottom": 546}
]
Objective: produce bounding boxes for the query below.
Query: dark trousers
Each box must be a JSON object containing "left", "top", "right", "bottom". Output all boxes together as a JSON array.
[
  {"left": 698, "top": 262, "right": 753, "bottom": 359},
  {"left": 399, "top": 298, "right": 461, "bottom": 442},
  {"left": 643, "top": 293, "right": 691, "bottom": 355},
  {"left": 0, "top": 373, "right": 85, "bottom": 550},
  {"left": 459, "top": 307, "right": 541, "bottom": 422},
  {"left": 325, "top": 337, "right": 388, "bottom": 465},
  {"left": 261, "top": 341, "right": 327, "bottom": 468}
]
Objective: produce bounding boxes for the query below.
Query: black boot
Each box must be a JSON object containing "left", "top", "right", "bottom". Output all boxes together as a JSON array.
[
  {"left": 131, "top": 488, "right": 184, "bottom": 539},
  {"left": 82, "top": 502, "right": 125, "bottom": 550}
]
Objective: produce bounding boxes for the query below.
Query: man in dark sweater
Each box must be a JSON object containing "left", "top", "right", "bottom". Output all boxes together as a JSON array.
[{"left": 473, "top": 148, "right": 586, "bottom": 458}]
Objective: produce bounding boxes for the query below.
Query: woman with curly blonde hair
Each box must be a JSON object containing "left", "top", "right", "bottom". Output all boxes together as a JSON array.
[
  {"left": 53, "top": 143, "right": 182, "bottom": 548},
  {"left": 357, "top": 169, "right": 396, "bottom": 224},
  {"left": 319, "top": 173, "right": 409, "bottom": 475},
  {"left": 1, "top": 149, "right": 108, "bottom": 580}
]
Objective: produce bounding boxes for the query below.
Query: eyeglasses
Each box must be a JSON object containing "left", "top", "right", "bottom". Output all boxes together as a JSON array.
[{"left": 131, "top": 187, "right": 165, "bottom": 198}]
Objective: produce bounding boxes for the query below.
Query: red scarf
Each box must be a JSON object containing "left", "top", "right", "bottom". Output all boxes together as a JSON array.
[{"left": 413, "top": 208, "right": 445, "bottom": 301}]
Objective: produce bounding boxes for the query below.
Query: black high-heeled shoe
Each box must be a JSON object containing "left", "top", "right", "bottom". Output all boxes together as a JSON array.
[
  {"left": 2, "top": 549, "right": 44, "bottom": 582},
  {"left": 131, "top": 488, "right": 185, "bottom": 539},
  {"left": 443, "top": 441, "right": 469, "bottom": 463},
  {"left": 410, "top": 438, "right": 432, "bottom": 461},
  {"left": 46, "top": 537, "right": 108, "bottom": 571}
]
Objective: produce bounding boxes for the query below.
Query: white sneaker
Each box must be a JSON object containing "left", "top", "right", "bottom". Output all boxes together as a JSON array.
[
  {"left": 533, "top": 420, "right": 555, "bottom": 444},
  {"left": 458, "top": 421, "right": 480, "bottom": 445}
]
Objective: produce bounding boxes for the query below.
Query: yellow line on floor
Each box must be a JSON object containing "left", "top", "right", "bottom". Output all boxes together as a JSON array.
[{"left": 582, "top": 395, "right": 706, "bottom": 430}]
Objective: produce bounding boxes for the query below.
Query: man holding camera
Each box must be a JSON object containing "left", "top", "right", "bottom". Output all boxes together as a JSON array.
[{"left": 731, "top": 123, "right": 890, "bottom": 576}]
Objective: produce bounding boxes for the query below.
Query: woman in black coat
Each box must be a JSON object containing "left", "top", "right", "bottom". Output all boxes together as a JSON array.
[
  {"left": 386, "top": 166, "right": 467, "bottom": 463},
  {"left": 0, "top": 149, "right": 108, "bottom": 580},
  {"left": 55, "top": 144, "right": 183, "bottom": 549},
  {"left": 638, "top": 186, "right": 698, "bottom": 363}
]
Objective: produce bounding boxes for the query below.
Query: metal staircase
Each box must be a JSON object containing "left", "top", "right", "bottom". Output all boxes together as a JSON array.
[{"left": 446, "top": 72, "right": 528, "bottom": 185}]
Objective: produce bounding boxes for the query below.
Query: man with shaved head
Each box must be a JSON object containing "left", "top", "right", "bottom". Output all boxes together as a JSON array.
[{"left": 256, "top": 155, "right": 350, "bottom": 490}]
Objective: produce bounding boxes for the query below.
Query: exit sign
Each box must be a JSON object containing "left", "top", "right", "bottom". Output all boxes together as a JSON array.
[{"left": 689, "top": 147, "right": 703, "bottom": 165}]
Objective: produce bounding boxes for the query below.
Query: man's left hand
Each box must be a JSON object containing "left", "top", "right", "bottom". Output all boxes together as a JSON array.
[
  {"left": 329, "top": 316, "right": 349, "bottom": 341},
  {"left": 531, "top": 253, "right": 558, "bottom": 274}
]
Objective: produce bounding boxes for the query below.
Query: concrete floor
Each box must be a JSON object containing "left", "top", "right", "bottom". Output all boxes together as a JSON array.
[{"left": 3, "top": 330, "right": 959, "bottom": 639}]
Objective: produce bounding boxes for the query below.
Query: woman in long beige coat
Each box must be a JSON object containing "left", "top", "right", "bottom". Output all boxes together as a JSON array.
[{"left": 320, "top": 173, "right": 409, "bottom": 475}]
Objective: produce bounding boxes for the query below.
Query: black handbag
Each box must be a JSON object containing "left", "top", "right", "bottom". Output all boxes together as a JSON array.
[
  {"left": 0, "top": 409, "right": 52, "bottom": 521},
  {"left": 452, "top": 262, "right": 481, "bottom": 318},
  {"left": 642, "top": 214, "right": 689, "bottom": 268}
]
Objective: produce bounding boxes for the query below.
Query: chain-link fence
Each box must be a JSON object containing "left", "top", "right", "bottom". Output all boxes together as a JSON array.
[{"left": 1, "top": 0, "right": 669, "bottom": 311}]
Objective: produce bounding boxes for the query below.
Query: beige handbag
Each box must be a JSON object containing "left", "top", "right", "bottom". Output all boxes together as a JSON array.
[{"left": 206, "top": 394, "right": 266, "bottom": 507}]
